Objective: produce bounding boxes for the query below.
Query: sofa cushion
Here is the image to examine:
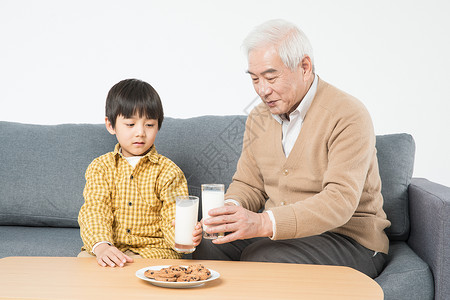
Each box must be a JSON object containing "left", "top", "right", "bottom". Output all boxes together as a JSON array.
[
  {"left": 0, "top": 226, "right": 82, "bottom": 258},
  {"left": 375, "top": 241, "right": 433, "bottom": 300},
  {"left": 0, "top": 121, "right": 116, "bottom": 227},
  {"left": 376, "top": 134, "right": 415, "bottom": 241}
]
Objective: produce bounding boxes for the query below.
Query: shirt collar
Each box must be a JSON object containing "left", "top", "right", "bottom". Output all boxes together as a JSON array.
[
  {"left": 272, "top": 73, "right": 318, "bottom": 124},
  {"left": 113, "top": 143, "right": 159, "bottom": 164}
]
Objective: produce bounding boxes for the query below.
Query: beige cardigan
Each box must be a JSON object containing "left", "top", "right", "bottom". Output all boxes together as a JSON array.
[{"left": 226, "top": 77, "right": 391, "bottom": 254}]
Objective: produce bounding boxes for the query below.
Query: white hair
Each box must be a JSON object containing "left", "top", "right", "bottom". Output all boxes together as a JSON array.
[{"left": 242, "top": 19, "right": 315, "bottom": 73}]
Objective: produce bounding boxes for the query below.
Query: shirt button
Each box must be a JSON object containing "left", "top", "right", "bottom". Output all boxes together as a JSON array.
[
  {"left": 126, "top": 229, "right": 131, "bottom": 234},
  {"left": 283, "top": 169, "right": 289, "bottom": 176},
  {"left": 128, "top": 202, "right": 132, "bottom": 206},
  {"left": 280, "top": 201, "right": 286, "bottom": 206},
  {"left": 130, "top": 175, "right": 134, "bottom": 179}
]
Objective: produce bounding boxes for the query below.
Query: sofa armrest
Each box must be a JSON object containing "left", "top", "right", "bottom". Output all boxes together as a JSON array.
[{"left": 408, "top": 177, "right": 450, "bottom": 300}]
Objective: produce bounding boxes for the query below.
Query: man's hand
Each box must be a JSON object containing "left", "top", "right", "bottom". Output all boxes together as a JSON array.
[
  {"left": 94, "top": 244, "right": 134, "bottom": 267},
  {"left": 202, "top": 205, "right": 273, "bottom": 244}
]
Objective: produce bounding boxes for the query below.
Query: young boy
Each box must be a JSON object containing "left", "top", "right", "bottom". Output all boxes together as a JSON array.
[{"left": 78, "top": 79, "right": 201, "bottom": 267}]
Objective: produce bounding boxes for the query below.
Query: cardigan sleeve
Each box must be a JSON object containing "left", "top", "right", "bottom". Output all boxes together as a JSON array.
[{"left": 225, "top": 111, "right": 268, "bottom": 212}]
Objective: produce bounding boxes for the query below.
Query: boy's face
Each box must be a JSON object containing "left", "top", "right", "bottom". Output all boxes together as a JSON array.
[{"left": 105, "top": 114, "right": 158, "bottom": 157}]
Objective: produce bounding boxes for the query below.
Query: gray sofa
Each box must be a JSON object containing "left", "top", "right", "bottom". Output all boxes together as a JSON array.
[{"left": 1, "top": 117, "right": 449, "bottom": 300}]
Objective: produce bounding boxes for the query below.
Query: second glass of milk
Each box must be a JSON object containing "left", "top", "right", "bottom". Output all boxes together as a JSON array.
[{"left": 201, "top": 184, "right": 225, "bottom": 239}]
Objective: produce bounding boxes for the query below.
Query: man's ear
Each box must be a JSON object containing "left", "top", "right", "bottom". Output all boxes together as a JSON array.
[
  {"left": 105, "top": 117, "right": 116, "bottom": 135},
  {"left": 300, "top": 55, "right": 313, "bottom": 81}
]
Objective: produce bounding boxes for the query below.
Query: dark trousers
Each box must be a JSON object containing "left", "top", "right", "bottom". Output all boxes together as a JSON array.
[{"left": 193, "top": 232, "right": 386, "bottom": 279}]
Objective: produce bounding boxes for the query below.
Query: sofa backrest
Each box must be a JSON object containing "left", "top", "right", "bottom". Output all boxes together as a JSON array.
[
  {"left": 156, "top": 116, "right": 246, "bottom": 201},
  {"left": 0, "top": 121, "right": 116, "bottom": 228},
  {"left": 0, "top": 119, "right": 415, "bottom": 242},
  {"left": 375, "top": 134, "right": 415, "bottom": 241},
  {"left": 0, "top": 117, "right": 243, "bottom": 228}
]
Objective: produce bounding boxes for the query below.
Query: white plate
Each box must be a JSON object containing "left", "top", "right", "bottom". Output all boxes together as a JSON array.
[{"left": 135, "top": 265, "right": 220, "bottom": 288}]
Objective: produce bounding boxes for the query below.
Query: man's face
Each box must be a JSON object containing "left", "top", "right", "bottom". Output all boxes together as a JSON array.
[
  {"left": 105, "top": 114, "right": 158, "bottom": 157},
  {"left": 247, "top": 45, "right": 312, "bottom": 115}
]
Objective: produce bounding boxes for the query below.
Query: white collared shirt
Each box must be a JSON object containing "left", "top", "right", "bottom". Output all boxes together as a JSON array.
[
  {"left": 272, "top": 73, "right": 318, "bottom": 157},
  {"left": 266, "top": 74, "right": 318, "bottom": 237}
]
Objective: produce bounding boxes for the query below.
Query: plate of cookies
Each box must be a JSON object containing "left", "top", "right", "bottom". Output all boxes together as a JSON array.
[{"left": 136, "top": 264, "right": 220, "bottom": 288}]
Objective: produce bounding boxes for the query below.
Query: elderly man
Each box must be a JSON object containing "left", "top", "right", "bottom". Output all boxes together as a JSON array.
[{"left": 193, "top": 19, "right": 390, "bottom": 278}]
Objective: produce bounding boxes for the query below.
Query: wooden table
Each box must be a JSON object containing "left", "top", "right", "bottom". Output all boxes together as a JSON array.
[{"left": 0, "top": 257, "right": 383, "bottom": 299}]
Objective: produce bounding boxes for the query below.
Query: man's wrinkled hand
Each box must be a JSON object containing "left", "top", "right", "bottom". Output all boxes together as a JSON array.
[{"left": 202, "top": 205, "right": 273, "bottom": 244}]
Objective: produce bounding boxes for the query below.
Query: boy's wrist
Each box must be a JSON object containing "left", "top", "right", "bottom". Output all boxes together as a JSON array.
[{"left": 92, "top": 241, "right": 113, "bottom": 255}]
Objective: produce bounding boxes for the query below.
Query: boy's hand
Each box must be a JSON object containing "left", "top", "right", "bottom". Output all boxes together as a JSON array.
[
  {"left": 172, "top": 221, "right": 203, "bottom": 247},
  {"left": 192, "top": 221, "right": 203, "bottom": 247},
  {"left": 94, "top": 244, "right": 134, "bottom": 267}
]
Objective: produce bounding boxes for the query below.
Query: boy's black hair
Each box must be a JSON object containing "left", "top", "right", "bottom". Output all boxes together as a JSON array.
[{"left": 106, "top": 79, "right": 164, "bottom": 129}]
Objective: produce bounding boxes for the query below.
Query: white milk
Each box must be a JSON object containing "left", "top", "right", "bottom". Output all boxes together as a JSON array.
[
  {"left": 202, "top": 190, "right": 225, "bottom": 239},
  {"left": 202, "top": 190, "right": 225, "bottom": 219},
  {"left": 175, "top": 198, "right": 198, "bottom": 246}
]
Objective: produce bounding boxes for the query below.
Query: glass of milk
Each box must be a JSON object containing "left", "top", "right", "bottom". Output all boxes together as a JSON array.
[
  {"left": 174, "top": 195, "right": 199, "bottom": 253},
  {"left": 201, "top": 184, "right": 225, "bottom": 239}
]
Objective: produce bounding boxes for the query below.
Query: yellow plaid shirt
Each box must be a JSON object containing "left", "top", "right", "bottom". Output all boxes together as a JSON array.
[{"left": 78, "top": 144, "right": 188, "bottom": 258}]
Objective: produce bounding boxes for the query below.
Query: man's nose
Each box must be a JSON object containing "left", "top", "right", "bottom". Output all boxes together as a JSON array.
[{"left": 257, "top": 81, "right": 272, "bottom": 98}]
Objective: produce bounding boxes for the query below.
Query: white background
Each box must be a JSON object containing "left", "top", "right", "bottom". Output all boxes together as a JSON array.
[{"left": 1, "top": 0, "right": 449, "bottom": 187}]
